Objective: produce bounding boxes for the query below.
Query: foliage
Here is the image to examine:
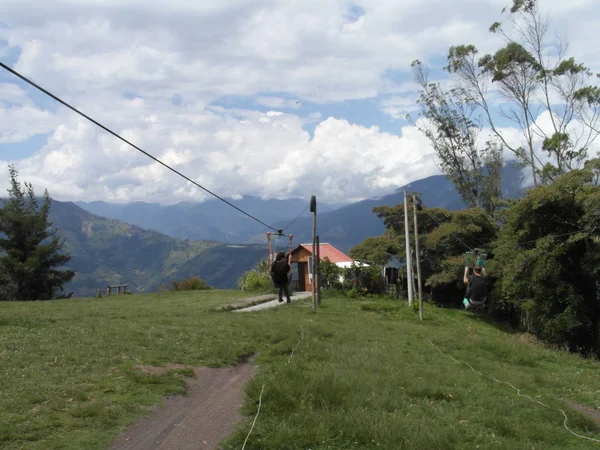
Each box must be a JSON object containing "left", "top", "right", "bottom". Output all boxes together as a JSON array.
[
  {"left": 170, "top": 276, "right": 214, "bottom": 291},
  {"left": 319, "top": 257, "right": 343, "bottom": 290},
  {"left": 444, "top": 0, "right": 600, "bottom": 186},
  {"left": 491, "top": 165, "right": 600, "bottom": 355},
  {"left": 408, "top": 60, "right": 504, "bottom": 216},
  {"left": 348, "top": 234, "right": 400, "bottom": 266},
  {"left": 0, "top": 165, "right": 74, "bottom": 301},
  {"left": 371, "top": 202, "right": 498, "bottom": 302},
  {"left": 341, "top": 261, "right": 386, "bottom": 296},
  {"left": 237, "top": 258, "right": 276, "bottom": 293}
]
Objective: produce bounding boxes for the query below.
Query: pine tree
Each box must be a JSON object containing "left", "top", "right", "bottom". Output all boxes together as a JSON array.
[{"left": 0, "top": 165, "right": 74, "bottom": 301}]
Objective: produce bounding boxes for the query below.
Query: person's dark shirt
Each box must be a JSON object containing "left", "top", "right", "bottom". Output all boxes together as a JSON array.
[
  {"left": 468, "top": 274, "right": 488, "bottom": 302},
  {"left": 271, "top": 260, "right": 290, "bottom": 285}
]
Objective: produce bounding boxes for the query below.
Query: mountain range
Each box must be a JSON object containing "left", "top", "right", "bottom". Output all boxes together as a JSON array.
[
  {"left": 16, "top": 162, "right": 526, "bottom": 297},
  {"left": 75, "top": 197, "right": 345, "bottom": 243},
  {"left": 76, "top": 161, "right": 526, "bottom": 253}
]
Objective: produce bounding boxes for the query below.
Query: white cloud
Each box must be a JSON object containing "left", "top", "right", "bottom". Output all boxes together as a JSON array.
[
  {"left": 0, "top": 103, "right": 438, "bottom": 204},
  {"left": 0, "top": 0, "right": 598, "bottom": 205},
  {"left": 255, "top": 96, "right": 301, "bottom": 109}
]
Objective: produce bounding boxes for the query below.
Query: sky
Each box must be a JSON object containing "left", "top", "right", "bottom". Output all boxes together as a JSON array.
[{"left": 0, "top": 0, "right": 599, "bottom": 205}]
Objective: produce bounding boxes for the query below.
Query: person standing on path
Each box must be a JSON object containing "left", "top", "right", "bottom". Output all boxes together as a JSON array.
[{"left": 270, "top": 251, "right": 292, "bottom": 303}]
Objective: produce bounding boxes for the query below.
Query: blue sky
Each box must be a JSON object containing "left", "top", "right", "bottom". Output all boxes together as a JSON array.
[{"left": 0, "top": 0, "right": 599, "bottom": 204}]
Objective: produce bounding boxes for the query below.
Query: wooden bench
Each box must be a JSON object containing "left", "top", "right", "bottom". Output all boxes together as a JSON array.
[{"left": 106, "top": 284, "right": 130, "bottom": 296}]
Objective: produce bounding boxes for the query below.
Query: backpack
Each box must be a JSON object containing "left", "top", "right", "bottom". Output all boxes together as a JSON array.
[{"left": 271, "top": 261, "right": 289, "bottom": 284}]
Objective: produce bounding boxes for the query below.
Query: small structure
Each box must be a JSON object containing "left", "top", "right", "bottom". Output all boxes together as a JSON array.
[
  {"left": 105, "top": 284, "right": 129, "bottom": 296},
  {"left": 289, "top": 243, "right": 357, "bottom": 292},
  {"left": 382, "top": 256, "right": 402, "bottom": 284}
]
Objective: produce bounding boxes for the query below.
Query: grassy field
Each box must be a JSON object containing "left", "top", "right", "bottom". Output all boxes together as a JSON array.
[{"left": 2, "top": 291, "right": 600, "bottom": 449}]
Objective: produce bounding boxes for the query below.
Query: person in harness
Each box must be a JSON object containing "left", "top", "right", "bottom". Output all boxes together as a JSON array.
[
  {"left": 462, "top": 264, "right": 488, "bottom": 310},
  {"left": 270, "top": 251, "right": 292, "bottom": 303}
]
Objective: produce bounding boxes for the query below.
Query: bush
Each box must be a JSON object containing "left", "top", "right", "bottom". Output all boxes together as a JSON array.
[
  {"left": 170, "top": 276, "right": 214, "bottom": 291},
  {"left": 320, "top": 258, "right": 344, "bottom": 290},
  {"left": 238, "top": 259, "right": 276, "bottom": 293},
  {"left": 342, "top": 262, "right": 386, "bottom": 296}
]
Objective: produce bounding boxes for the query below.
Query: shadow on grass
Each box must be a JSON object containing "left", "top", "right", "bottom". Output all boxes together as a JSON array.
[{"left": 463, "top": 310, "right": 521, "bottom": 334}]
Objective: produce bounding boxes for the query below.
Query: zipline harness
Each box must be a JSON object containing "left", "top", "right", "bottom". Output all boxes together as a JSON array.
[{"left": 463, "top": 248, "right": 488, "bottom": 311}]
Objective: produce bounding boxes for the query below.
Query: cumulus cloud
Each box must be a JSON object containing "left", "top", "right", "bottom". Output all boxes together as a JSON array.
[
  {"left": 0, "top": 101, "right": 438, "bottom": 203},
  {"left": 0, "top": 0, "right": 599, "bottom": 205}
]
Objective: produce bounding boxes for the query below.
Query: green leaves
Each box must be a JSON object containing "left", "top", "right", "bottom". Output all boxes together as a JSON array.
[
  {"left": 492, "top": 167, "right": 600, "bottom": 354},
  {"left": 436, "top": 0, "right": 600, "bottom": 187},
  {"left": 410, "top": 60, "right": 503, "bottom": 216},
  {"left": 479, "top": 42, "right": 542, "bottom": 83},
  {"left": 445, "top": 45, "right": 478, "bottom": 74},
  {"left": 0, "top": 165, "right": 74, "bottom": 301}
]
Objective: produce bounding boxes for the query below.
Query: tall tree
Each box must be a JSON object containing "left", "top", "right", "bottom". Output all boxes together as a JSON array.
[
  {"left": 491, "top": 162, "right": 600, "bottom": 354},
  {"left": 0, "top": 165, "right": 74, "bottom": 301},
  {"left": 408, "top": 60, "right": 503, "bottom": 216},
  {"left": 369, "top": 203, "right": 497, "bottom": 302},
  {"left": 445, "top": 0, "right": 600, "bottom": 187}
]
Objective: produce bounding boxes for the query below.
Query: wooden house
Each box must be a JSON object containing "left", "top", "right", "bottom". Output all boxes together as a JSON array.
[{"left": 289, "top": 243, "right": 355, "bottom": 292}]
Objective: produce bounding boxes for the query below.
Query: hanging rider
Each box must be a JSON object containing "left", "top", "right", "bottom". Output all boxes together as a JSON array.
[{"left": 463, "top": 264, "right": 488, "bottom": 310}]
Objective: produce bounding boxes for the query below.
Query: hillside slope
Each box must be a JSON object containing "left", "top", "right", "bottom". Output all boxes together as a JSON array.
[
  {"left": 258, "top": 161, "right": 526, "bottom": 252},
  {"left": 48, "top": 201, "right": 266, "bottom": 296}
]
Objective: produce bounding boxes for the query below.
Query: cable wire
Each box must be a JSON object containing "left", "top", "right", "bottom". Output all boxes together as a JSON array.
[
  {"left": 427, "top": 338, "right": 600, "bottom": 445},
  {"left": 0, "top": 61, "right": 279, "bottom": 232},
  {"left": 282, "top": 204, "right": 310, "bottom": 231}
]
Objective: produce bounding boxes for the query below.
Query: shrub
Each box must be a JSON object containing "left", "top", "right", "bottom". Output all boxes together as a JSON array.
[
  {"left": 320, "top": 258, "right": 344, "bottom": 290},
  {"left": 342, "top": 262, "right": 386, "bottom": 296},
  {"left": 170, "top": 276, "right": 214, "bottom": 291},
  {"left": 238, "top": 259, "right": 276, "bottom": 293}
]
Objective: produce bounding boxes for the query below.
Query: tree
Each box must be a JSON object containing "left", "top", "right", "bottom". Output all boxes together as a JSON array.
[
  {"left": 445, "top": 0, "right": 600, "bottom": 187},
  {"left": 371, "top": 203, "right": 498, "bottom": 303},
  {"left": 490, "top": 162, "right": 600, "bottom": 354},
  {"left": 0, "top": 165, "right": 74, "bottom": 301},
  {"left": 408, "top": 60, "right": 503, "bottom": 216},
  {"left": 349, "top": 235, "right": 401, "bottom": 266}
]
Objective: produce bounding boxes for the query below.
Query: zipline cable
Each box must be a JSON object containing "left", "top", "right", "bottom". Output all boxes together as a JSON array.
[
  {"left": 0, "top": 60, "right": 280, "bottom": 232},
  {"left": 282, "top": 204, "right": 310, "bottom": 232}
]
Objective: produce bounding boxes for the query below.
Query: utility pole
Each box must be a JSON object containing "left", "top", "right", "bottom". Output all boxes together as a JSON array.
[
  {"left": 310, "top": 196, "right": 317, "bottom": 313},
  {"left": 403, "top": 191, "right": 413, "bottom": 307},
  {"left": 316, "top": 234, "right": 322, "bottom": 305},
  {"left": 413, "top": 194, "right": 423, "bottom": 320}
]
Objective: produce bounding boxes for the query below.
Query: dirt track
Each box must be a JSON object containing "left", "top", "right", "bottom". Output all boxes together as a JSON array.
[{"left": 110, "top": 359, "right": 257, "bottom": 450}]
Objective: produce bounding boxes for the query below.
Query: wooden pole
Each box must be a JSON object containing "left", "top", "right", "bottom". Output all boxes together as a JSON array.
[
  {"left": 310, "top": 196, "right": 317, "bottom": 313},
  {"left": 413, "top": 194, "right": 423, "bottom": 321},
  {"left": 316, "top": 234, "right": 322, "bottom": 305},
  {"left": 403, "top": 191, "right": 413, "bottom": 307}
]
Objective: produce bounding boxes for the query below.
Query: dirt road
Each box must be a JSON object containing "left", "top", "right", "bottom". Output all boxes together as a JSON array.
[{"left": 110, "top": 359, "right": 257, "bottom": 450}]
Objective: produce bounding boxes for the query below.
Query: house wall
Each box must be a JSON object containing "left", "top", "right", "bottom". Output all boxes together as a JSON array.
[{"left": 290, "top": 247, "right": 314, "bottom": 291}]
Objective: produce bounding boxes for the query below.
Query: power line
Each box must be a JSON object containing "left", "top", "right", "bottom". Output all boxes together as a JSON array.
[
  {"left": 282, "top": 204, "right": 309, "bottom": 231},
  {"left": 0, "top": 61, "right": 279, "bottom": 232}
]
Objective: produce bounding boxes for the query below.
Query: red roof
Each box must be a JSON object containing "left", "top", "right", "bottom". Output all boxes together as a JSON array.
[{"left": 291, "top": 243, "right": 354, "bottom": 264}]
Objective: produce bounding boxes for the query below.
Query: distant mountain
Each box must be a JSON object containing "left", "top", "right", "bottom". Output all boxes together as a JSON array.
[
  {"left": 75, "top": 197, "right": 345, "bottom": 243},
  {"left": 47, "top": 201, "right": 268, "bottom": 296},
  {"left": 258, "top": 162, "right": 526, "bottom": 253}
]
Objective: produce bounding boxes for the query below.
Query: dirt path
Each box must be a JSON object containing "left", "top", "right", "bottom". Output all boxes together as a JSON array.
[{"left": 110, "top": 358, "right": 257, "bottom": 450}]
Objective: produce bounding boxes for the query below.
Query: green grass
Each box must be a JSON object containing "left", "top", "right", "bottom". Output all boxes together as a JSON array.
[{"left": 2, "top": 291, "right": 600, "bottom": 449}]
